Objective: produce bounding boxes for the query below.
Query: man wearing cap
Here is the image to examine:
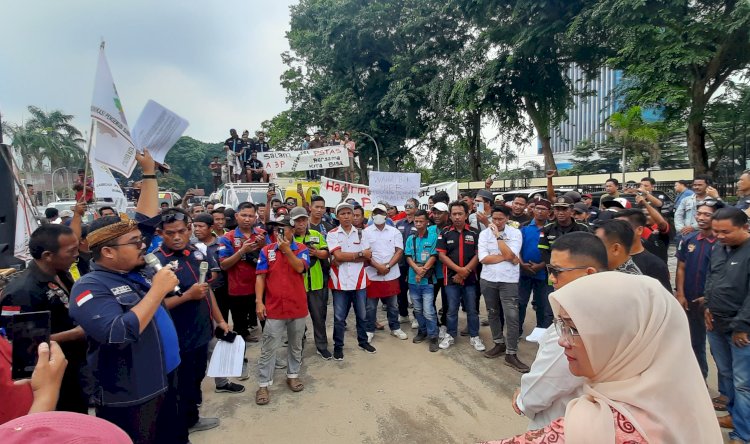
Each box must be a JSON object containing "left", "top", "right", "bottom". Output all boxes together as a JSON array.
[
  {"left": 518, "top": 199, "right": 554, "bottom": 337},
  {"left": 59, "top": 210, "right": 74, "bottom": 225},
  {"left": 290, "top": 207, "right": 332, "bottom": 359},
  {"left": 538, "top": 196, "right": 590, "bottom": 265},
  {"left": 362, "top": 204, "right": 407, "bottom": 342},
  {"left": 572, "top": 202, "right": 593, "bottom": 229},
  {"left": 254, "top": 214, "right": 310, "bottom": 405},
  {"left": 68, "top": 150, "right": 183, "bottom": 444},
  {"left": 326, "top": 203, "right": 374, "bottom": 359},
  {"left": 580, "top": 193, "right": 599, "bottom": 223}
]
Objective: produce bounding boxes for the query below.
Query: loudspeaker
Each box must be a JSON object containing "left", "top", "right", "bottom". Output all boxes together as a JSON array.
[{"left": 0, "top": 144, "right": 24, "bottom": 269}]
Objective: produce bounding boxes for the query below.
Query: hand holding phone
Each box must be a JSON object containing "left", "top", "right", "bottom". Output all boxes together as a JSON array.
[
  {"left": 11, "top": 311, "right": 52, "bottom": 380},
  {"left": 18, "top": 341, "right": 68, "bottom": 412}
]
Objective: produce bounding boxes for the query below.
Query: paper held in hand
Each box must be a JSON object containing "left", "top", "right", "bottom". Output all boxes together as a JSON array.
[
  {"left": 131, "top": 100, "right": 189, "bottom": 165},
  {"left": 207, "top": 336, "right": 246, "bottom": 377}
]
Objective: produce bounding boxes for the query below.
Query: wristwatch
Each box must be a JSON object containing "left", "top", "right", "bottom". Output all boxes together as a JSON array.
[
  {"left": 386, "top": 264, "right": 391, "bottom": 270},
  {"left": 357, "top": 251, "right": 364, "bottom": 258}
]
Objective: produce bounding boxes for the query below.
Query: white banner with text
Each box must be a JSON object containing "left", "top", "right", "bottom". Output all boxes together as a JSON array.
[{"left": 259, "top": 146, "right": 349, "bottom": 174}]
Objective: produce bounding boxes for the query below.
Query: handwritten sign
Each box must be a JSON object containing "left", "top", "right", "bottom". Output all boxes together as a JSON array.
[
  {"left": 369, "top": 172, "right": 421, "bottom": 206},
  {"left": 319, "top": 176, "right": 373, "bottom": 210},
  {"left": 259, "top": 146, "right": 350, "bottom": 174},
  {"left": 417, "top": 181, "right": 458, "bottom": 210}
]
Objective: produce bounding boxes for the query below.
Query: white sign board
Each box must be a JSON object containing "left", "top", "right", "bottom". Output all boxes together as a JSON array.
[
  {"left": 131, "top": 100, "right": 189, "bottom": 165},
  {"left": 92, "top": 161, "right": 128, "bottom": 213},
  {"left": 368, "top": 172, "right": 421, "bottom": 206},
  {"left": 259, "top": 146, "right": 349, "bottom": 174},
  {"left": 417, "top": 181, "right": 458, "bottom": 211},
  {"left": 319, "top": 176, "right": 373, "bottom": 210}
]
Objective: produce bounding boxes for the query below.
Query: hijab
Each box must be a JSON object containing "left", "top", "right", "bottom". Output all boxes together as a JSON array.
[{"left": 549, "top": 272, "right": 722, "bottom": 444}]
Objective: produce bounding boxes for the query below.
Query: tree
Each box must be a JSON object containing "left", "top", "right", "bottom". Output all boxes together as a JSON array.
[
  {"left": 585, "top": 0, "right": 750, "bottom": 175},
  {"left": 608, "top": 106, "right": 660, "bottom": 168},
  {"left": 704, "top": 83, "right": 750, "bottom": 177},
  {"left": 161, "top": 137, "right": 223, "bottom": 193}
]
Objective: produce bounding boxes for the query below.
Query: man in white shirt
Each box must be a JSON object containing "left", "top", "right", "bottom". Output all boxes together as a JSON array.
[
  {"left": 477, "top": 205, "right": 527, "bottom": 372},
  {"left": 326, "top": 203, "right": 375, "bottom": 360},
  {"left": 362, "top": 204, "right": 407, "bottom": 342}
]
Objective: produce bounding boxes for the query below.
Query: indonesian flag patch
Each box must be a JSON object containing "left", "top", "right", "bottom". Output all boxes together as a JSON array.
[
  {"left": 75, "top": 290, "right": 94, "bottom": 307},
  {"left": 1, "top": 306, "right": 20, "bottom": 316}
]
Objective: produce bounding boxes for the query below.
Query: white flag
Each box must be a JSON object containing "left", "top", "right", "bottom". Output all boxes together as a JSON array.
[
  {"left": 91, "top": 161, "right": 128, "bottom": 213},
  {"left": 90, "top": 45, "right": 137, "bottom": 176},
  {"left": 14, "top": 184, "right": 39, "bottom": 263}
]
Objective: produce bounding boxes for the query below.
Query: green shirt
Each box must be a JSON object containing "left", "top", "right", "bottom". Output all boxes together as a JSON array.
[{"left": 294, "top": 229, "right": 328, "bottom": 291}]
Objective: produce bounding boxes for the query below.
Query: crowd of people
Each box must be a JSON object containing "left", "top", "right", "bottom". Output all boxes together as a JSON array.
[{"left": 2, "top": 151, "right": 750, "bottom": 443}]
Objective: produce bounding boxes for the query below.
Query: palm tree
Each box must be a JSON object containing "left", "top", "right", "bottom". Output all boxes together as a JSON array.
[{"left": 607, "top": 106, "right": 661, "bottom": 169}]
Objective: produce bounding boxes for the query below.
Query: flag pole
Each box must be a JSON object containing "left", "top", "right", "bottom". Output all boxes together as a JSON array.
[{"left": 79, "top": 40, "right": 105, "bottom": 205}]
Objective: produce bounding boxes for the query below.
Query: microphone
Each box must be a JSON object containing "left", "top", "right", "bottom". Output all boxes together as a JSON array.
[
  {"left": 144, "top": 253, "right": 182, "bottom": 295},
  {"left": 198, "top": 261, "right": 209, "bottom": 284}
]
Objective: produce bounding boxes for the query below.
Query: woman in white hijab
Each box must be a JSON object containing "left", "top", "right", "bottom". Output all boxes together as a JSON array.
[{"left": 483, "top": 272, "right": 722, "bottom": 444}]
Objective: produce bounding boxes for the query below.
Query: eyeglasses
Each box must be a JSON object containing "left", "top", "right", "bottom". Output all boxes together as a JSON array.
[
  {"left": 554, "top": 317, "right": 580, "bottom": 345},
  {"left": 546, "top": 264, "right": 589, "bottom": 278},
  {"left": 109, "top": 236, "right": 147, "bottom": 249},
  {"left": 404, "top": 204, "right": 415, "bottom": 209},
  {"left": 161, "top": 212, "right": 188, "bottom": 223},
  {"left": 696, "top": 199, "right": 721, "bottom": 207}
]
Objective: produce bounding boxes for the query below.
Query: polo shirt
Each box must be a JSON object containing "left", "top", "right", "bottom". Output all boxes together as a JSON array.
[
  {"left": 436, "top": 225, "right": 480, "bottom": 286},
  {"left": 217, "top": 226, "right": 269, "bottom": 296},
  {"left": 294, "top": 229, "right": 328, "bottom": 291},
  {"left": 477, "top": 224, "right": 522, "bottom": 284},
  {"left": 538, "top": 220, "right": 590, "bottom": 263},
  {"left": 676, "top": 231, "right": 716, "bottom": 302},
  {"left": 362, "top": 224, "right": 403, "bottom": 282},
  {"left": 404, "top": 229, "right": 438, "bottom": 285},
  {"left": 153, "top": 245, "right": 214, "bottom": 351},
  {"left": 520, "top": 221, "right": 547, "bottom": 281},
  {"left": 256, "top": 242, "right": 310, "bottom": 319},
  {"left": 326, "top": 225, "right": 368, "bottom": 290}
]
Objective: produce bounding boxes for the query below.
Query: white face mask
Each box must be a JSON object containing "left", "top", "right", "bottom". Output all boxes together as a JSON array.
[{"left": 372, "top": 214, "right": 387, "bottom": 225}]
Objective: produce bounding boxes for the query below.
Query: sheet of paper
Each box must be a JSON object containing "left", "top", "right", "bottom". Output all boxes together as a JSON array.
[
  {"left": 207, "top": 336, "right": 246, "bottom": 377},
  {"left": 131, "top": 100, "right": 189, "bottom": 164}
]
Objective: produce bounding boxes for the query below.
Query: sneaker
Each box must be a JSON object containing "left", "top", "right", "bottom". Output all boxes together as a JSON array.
[
  {"left": 438, "top": 325, "right": 447, "bottom": 339},
  {"left": 504, "top": 354, "right": 531, "bottom": 373},
  {"left": 413, "top": 331, "right": 427, "bottom": 343},
  {"left": 411, "top": 319, "right": 419, "bottom": 330},
  {"left": 188, "top": 417, "right": 220, "bottom": 434},
  {"left": 238, "top": 358, "right": 250, "bottom": 381},
  {"left": 459, "top": 327, "right": 469, "bottom": 336},
  {"left": 333, "top": 347, "right": 344, "bottom": 361},
  {"left": 317, "top": 348, "right": 333, "bottom": 360},
  {"left": 483, "top": 343, "right": 507, "bottom": 359},
  {"left": 215, "top": 382, "right": 245, "bottom": 394},
  {"left": 366, "top": 332, "right": 374, "bottom": 343},
  {"left": 470, "top": 336, "right": 486, "bottom": 351},
  {"left": 438, "top": 334, "right": 455, "bottom": 350},
  {"left": 399, "top": 316, "right": 411, "bottom": 324},
  {"left": 429, "top": 337, "right": 440, "bottom": 352},
  {"left": 391, "top": 329, "right": 408, "bottom": 340},
  {"left": 359, "top": 343, "right": 377, "bottom": 354}
]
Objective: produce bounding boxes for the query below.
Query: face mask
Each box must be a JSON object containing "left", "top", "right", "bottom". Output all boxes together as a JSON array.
[{"left": 372, "top": 214, "right": 387, "bottom": 225}]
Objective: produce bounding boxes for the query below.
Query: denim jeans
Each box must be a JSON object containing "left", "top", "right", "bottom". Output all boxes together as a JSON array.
[
  {"left": 481, "top": 279, "right": 520, "bottom": 354},
  {"left": 445, "top": 284, "right": 479, "bottom": 338},
  {"left": 708, "top": 330, "right": 750, "bottom": 442},
  {"left": 518, "top": 276, "right": 553, "bottom": 333},
  {"left": 366, "top": 295, "right": 400, "bottom": 333},
  {"left": 332, "top": 289, "right": 368, "bottom": 348},
  {"left": 409, "top": 283, "right": 437, "bottom": 338},
  {"left": 687, "top": 300, "right": 708, "bottom": 379}
]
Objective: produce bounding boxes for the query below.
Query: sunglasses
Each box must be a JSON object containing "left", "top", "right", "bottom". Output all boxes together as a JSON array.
[
  {"left": 161, "top": 212, "right": 188, "bottom": 223},
  {"left": 546, "top": 264, "right": 589, "bottom": 278},
  {"left": 404, "top": 204, "right": 415, "bottom": 209},
  {"left": 696, "top": 199, "right": 721, "bottom": 207}
]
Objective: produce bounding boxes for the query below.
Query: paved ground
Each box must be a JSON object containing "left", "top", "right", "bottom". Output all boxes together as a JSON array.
[{"left": 192, "top": 246, "right": 729, "bottom": 443}]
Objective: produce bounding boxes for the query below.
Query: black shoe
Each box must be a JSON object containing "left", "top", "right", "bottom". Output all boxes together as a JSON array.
[
  {"left": 504, "top": 354, "right": 530, "bottom": 373},
  {"left": 459, "top": 327, "right": 469, "bottom": 336},
  {"left": 317, "top": 348, "right": 333, "bottom": 360},
  {"left": 480, "top": 319, "right": 490, "bottom": 327},
  {"left": 333, "top": 347, "right": 344, "bottom": 361},
  {"left": 413, "top": 331, "right": 428, "bottom": 343},
  {"left": 359, "top": 343, "right": 377, "bottom": 354},
  {"left": 429, "top": 337, "right": 439, "bottom": 352},
  {"left": 215, "top": 382, "right": 246, "bottom": 393},
  {"left": 484, "top": 343, "right": 506, "bottom": 359}
]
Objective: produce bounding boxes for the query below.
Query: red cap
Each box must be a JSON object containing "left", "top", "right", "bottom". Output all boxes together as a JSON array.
[{"left": 0, "top": 412, "right": 132, "bottom": 444}]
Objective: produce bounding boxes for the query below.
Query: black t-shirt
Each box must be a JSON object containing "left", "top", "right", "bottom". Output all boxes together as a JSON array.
[
  {"left": 643, "top": 225, "right": 671, "bottom": 263},
  {"left": 631, "top": 250, "right": 672, "bottom": 292},
  {"left": 436, "top": 225, "right": 480, "bottom": 286},
  {"left": 245, "top": 159, "right": 264, "bottom": 170},
  {"left": 510, "top": 213, "right": 531, "bottom": 226}
]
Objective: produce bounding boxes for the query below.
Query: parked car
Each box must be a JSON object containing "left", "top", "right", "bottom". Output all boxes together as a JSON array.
[
  {"left": 590, "top": 191, "right": 675, "bottom": 216},
  {"left": 211, "top": 183, "right": 284, "bottom": 209},
  {"left": 500, "top": 188, "right": 575, "bottom": 203}
]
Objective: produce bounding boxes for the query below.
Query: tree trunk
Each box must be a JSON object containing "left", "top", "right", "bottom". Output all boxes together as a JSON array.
[
  {"left": 539, "top": 136, "right": 557, "bottom": 172},
  {"left": 687, "top": 117, "right": 709, "bottom": 176},
  {"left": 468, "top": 111, "right": 482, "bottom": 181},
  {"left": 523, "top": 96, "right": 558, "bottom": 172}
]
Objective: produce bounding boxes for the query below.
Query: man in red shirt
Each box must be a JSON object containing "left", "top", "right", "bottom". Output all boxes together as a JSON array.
[
  {"left": 218, "top": 202, "right": 268, "bottom": 342},
  {"left": 254, "top": 214, "right": 310, "bottom": 406}
]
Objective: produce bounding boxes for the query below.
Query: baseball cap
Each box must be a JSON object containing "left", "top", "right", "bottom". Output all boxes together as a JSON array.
[
  {"left": 582, "top": 193, "right": 593, "bottom": 199},
  {"left": 335, "top": 202, "right": 354, "bottom": 214},
  {"left": 602, "top": 197, "right": 632, "bottom": 209},
  {"left": 0, "top": 411, "right": 132, "bottom": 444},
  {"left": 372, "top": 203, "right": 388, "bottom": 213},
  {"left": 552, "top": 196, "right": 574, "bottom": 207},
  {"left": 573, "top": 202, "right": 588, "bottom": 214},
  {"left": 431, "top": 202, "right": 449, "bottom": 213},
  {"left": 267, "top": 214, "right": 292, "bottom": 227},
  {"left": 289, "top": 206, "right": 309, "bottom": 221},
  {"left": 494, "top": 195, "right": 503, "bottom": 202},
  {"left": 563, "top": 191, "right": 582, "bottom": 203},
  {"left": 60, "top": 210, "right": 74, "bottom": 218},
  {"left": 475, "top": 190, "right": 493, "bottom": 202}
]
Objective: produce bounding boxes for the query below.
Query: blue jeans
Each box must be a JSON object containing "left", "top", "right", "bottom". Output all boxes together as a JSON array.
[
  {"left": 332, "top": 289, "right": 368, "bottom": 348},
  {"left": 409, "top": 283, "right": 437, "bottom": 338},
  {"left": 708, "top": 330, "right": 750, "bottom": 441},
  {"left": 366, "top": 296, "right": 400, "bottom": 333},
  {"left": 518, "top": 276, "right": 552, "bottom": 333},
  {"left": 445, "top": 284, "right": 479, "bottom": 338}
]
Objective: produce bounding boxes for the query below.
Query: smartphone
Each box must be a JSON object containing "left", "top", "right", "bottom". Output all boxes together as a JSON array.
[
  {"left": 11, "top": 311, "right": 51, "bottom": 380},
  {"left": 215, "top": 326, "right": 237, "bottom": 343},
  {"left": 477, "top": 202, "right": 486, "bottom": 214},
  {"left": 268, "top": 183, "right": 275, "bottom": 191},
  {"left": 278, "top": 227, "right": 286, "bottom": 238}
]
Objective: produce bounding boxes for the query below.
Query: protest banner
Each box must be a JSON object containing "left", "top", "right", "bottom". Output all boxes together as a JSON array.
[
  {"left": 417, "top": 181, "right": 458, "bottom": 210},
  {"left": 259, "top": 145, "right": 349, "bottom": 174},
  {"left": 369, "top": 171, "right": 421, "bottom": 206},
  {"left": 91, "top": 161, "right": 128, "bottom": 213},
  {"left": 90, "top": 44, "right": 137, "bottom": 176},
  {"left": 131, "top": 100, "right": 189, "bottom": 165},
  {"left": 319, "top": 176, "right": 372, "bottom": 210}
]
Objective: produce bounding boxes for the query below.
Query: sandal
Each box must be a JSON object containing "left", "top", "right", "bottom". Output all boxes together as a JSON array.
[
  {"left": 255, "top": 387, "right": 270, "bottom": 405},
  {"left": 713, "top": 395, "right": 728, "bottom": 411},
  {"left": 287, "top": 378, "right": 304, "bottom": 392}
]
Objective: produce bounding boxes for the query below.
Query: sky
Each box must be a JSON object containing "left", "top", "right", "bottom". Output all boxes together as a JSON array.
[{"left": 0, "top": 0, "right": 297, "bottom": 143}]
